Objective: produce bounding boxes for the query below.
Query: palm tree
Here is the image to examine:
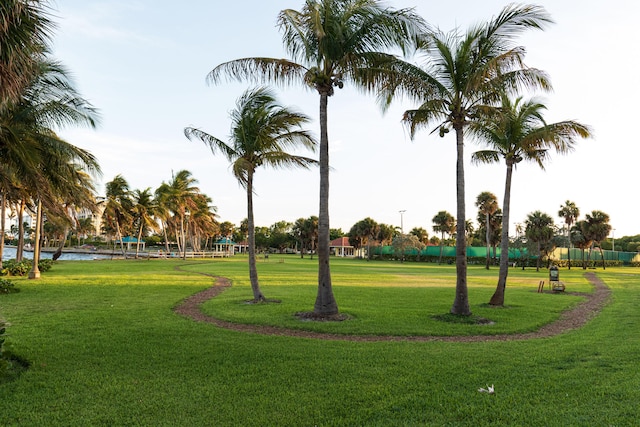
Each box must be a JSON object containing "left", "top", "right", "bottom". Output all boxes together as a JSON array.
[
  {"left": 432, "top": 210, "right": 455, "bottom": 265},
  {"left": 378, "top": 4, "right": 553, "bottom": 315},
  {"left": 0, "top": 58, "right": 100, "bottom": 273},
  {"left": 166, "top": 170, "right": 201, "bottom": 258},
  {"left": 409, "top": 227, "right": 429, "bottom": 245},
  {"left": 571, "top": 220, "right": 592, "bottom": 270},
  {"left": 558, "top": 200, "right": 580, "bottom": 270},
  {"left": 584, "top": 210, "right": 612, "bottom": 270},
  {"left": 131, "top": 188, "right": 157, "bottom": 259},
  {"left": 471, "top": 96, "right": 591, "bottom": 305},
  {"left": 524, "top": 211, "right": 555, "bottom": 272},
  {"left": 475, "top": 192, "right": 499, "bottom": 269},
  {"left": 0, "top": 0, "right": 53, "bottom": 103},
  {"left": 207, "top": 0, "right": 425, "bottom": 315},
  {"left": 103, "top": 175, "right": 132, "bottom": 255},
  {"left": 185, "top": 87, "right": 317, "bottom": 302}
]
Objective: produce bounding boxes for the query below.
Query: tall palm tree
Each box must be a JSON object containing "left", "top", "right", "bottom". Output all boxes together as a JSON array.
[
  {"left": 475, "top": 192, "right": 499, "bottom": 269},
  {"left": 558, "top": 200, "right": 580, "bottom": 270},
  {"left": 584, "top": 210, "right": 612, "bottom": 270},
  {"left": 432, "top": 210, "right": 455, "bottom": 265},
  {"left": 378, "top": 4, "right": 553, "bottom": 315},
  {"left": 207, "top": 0, "right": 425, "bottom": 315},
  {"left": 185, "top": 87, "right": 317, "bottom": 302},
  {"left": 0, "top": 58, "right": 100, "bottom": 272},
  {"left": 524, "top": 210, "right": 555, "bottom": 272},
  {"left": 472, "top": 96, "right": 591, "bottom": 305}
]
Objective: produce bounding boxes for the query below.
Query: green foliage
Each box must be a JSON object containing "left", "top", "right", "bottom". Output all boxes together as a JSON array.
[
  {"left": 0, "top": 279, "right": 19, "bottom": 294},
  {"left": 1, "top": 259, "right": 54, "bottom": 276},
  {"left": 0, "top": 319, "right": 7, "bottom": 376},
  {"left": 37, "top": 259, "right": 54, "bottom": 272},
  {"left": 1, "top": 259, "right": 31, "bottom": 276}
]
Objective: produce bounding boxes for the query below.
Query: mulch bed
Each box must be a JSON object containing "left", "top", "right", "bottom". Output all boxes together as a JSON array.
[{"left": 173, "top": 271, "right": 611, "bottom": 342}]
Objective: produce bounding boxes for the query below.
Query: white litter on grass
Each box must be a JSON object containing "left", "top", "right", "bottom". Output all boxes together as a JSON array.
[{"left": 478, "top": 384, "right": 495, "bottom": 394}]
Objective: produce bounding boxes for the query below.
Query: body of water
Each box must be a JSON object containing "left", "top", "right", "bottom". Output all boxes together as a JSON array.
[{"left": 2, "top": 246, "right": 112, "bottom": 261}]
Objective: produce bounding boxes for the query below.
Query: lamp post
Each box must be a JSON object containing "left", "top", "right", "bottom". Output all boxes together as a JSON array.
[
  {"left": 399, "top": 210, "right": 406, "bottom": 234},
  {"left": 612, "top": 228, "right": 616, "bottom": 252}
]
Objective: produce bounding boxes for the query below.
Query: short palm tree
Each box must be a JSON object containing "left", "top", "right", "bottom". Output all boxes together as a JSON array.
[
  {"left": 524, "top": 211, "right": 555, "bottom": 272},
  {"left": 475, "top": 192, "right": 499, "bottom": 269},
  {"left": 584, "top": 210, "right": 612, "bottom": 270},
  {"left": 378, "top": 4, "right": 553, "bottom": 315},
  {"left": 185, "top": 87, "right": 317, "bottom": 302},
  {"left": 206, "top": 0, "right": 425, "bottom": 315},
  {"left": 558, "top": 200, "right": 580, "bottom": 269},
  {"left": 472, "top": 96, "right": 591, "bottom": 305}
]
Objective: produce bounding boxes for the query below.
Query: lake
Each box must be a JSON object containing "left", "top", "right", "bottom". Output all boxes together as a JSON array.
[{"left": 2, "top": 246, "right": 113, "bottom": 261}]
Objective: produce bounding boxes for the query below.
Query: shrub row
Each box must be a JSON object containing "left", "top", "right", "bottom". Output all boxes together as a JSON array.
[{"left": 1, "top": 258, "right": 54, "bottom": 276}]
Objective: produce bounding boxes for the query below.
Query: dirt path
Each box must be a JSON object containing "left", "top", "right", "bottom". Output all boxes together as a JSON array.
[{"left": 173, "top": 270, "right": 611, "bottom": 342}]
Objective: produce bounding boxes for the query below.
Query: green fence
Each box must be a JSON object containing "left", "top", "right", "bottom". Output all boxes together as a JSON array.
[{"left": 370, "top": 245, "right": 640, "bottom": 264}]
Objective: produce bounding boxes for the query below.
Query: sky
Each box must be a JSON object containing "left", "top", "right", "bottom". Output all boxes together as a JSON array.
[{"left": 50, "top": 0, "right": 640, "bottom": 239}]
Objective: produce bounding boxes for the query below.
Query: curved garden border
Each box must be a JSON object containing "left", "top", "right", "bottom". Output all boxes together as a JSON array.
[{"left": 173, "top": 269, "right": 611, "bottom": 342}]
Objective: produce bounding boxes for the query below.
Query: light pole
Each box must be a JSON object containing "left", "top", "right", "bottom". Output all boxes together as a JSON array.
[
  {"left": 612, "top": 228, "right": 616, "bottom": 252},
  {"left": 399, "top": 210, "right": 406, "bottom": 234}
]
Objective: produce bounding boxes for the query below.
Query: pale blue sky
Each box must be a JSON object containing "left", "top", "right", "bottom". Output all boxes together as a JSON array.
[{"left": 52, "top": 1, "right": 640, "bottom": 238}]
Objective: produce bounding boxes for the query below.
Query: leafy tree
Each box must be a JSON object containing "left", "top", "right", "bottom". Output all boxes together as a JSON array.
[
  {"left": 432, "top": 210, "right": 455, "bottom": 265},
  {"left": 472, "top": 96, "right": 590, "bottom": 305},
  {"left": 207, "top": 0, "right": 425, "bottom": 315},
  {"left": 185, "top": 87, "right": 316, "bottom": 302},
  {"left": 380, "top": 4, "right": 553, "bottom": 315},
  {"left": 349, "top": 217, "right": 379, "bottom": 261},
  {"left": 392, "top": 234, "right": 425, "bottom": 263},
  {"left": 558, "top": 200, "right": 580, "bottom": 270},
  {"left": 475, "top": 192, "right": 499, "bottom": 269},
  {"left": 525, "top": 211, "right": 555, "bottom": 272}
]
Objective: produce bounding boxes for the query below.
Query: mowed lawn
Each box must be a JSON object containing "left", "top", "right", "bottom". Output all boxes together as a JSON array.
[{"left": 1, "top": 256, "right": 639, "bottom": 426}]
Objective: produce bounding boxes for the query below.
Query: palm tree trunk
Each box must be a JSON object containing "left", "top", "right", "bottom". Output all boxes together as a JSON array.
[
  {"left": 485, "top": 213, "right": 491, "bottom": 269},
  {"left": 314, "top": 90, "right": 338, "bottom": 315},
  {"left": 247, "top": 172, "right": 265, "bottom": 302},
  {"left": 490, "top": 163, "right": 514, "bottom": 306},
  {"left": 0, "top": 192, "right": 6, "bottom": 269},
  {"left": 28, "top": 200, "right": 42, "bottom": 279},
  {"left": 135, "top": 225, "right": 143, "bottom": 259},
  {"left": 16, "top": 200, "right": 25, "bottom": 262},
  {"left": 567, "top": 226, "right": 572, "bottom": 270},
  {"left": 115, "top": 221, "right": 126, "bottom": 255},
  {"left": 599, "top": 246, "right": 606, "bottom": 270},
  {"left": 451, "top": 126, "right": 470, "bottom": 315}
]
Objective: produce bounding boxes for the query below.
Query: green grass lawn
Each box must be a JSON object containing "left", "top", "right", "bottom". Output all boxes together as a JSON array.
[{"left": 1, "top": 256, "right": 639, "bottom": 426}]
